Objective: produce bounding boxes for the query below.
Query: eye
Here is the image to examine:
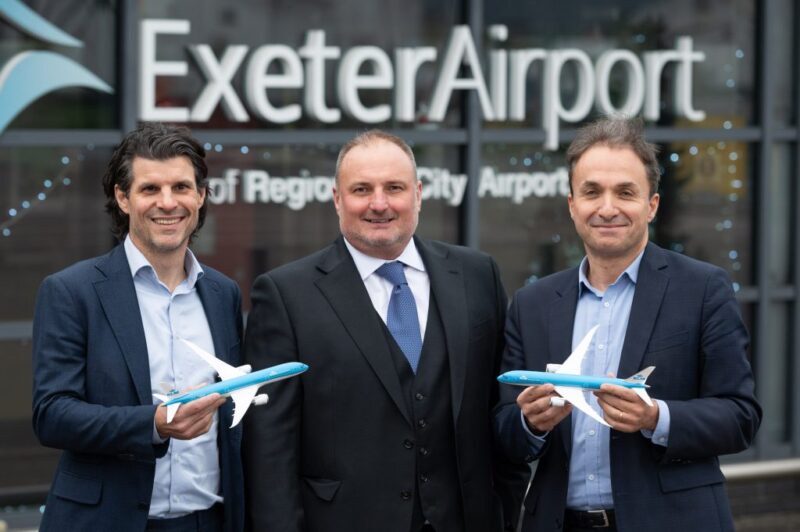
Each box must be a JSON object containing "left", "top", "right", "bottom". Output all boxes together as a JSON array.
[{"left": 387, "top": 184, "right": 404, "bottom": 192}]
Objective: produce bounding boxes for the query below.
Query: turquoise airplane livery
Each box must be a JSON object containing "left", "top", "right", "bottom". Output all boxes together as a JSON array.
[
  {"left": 497, "top": 325, "right": 655, "bottom": 427},
  {"left": 154, "top": 338, "right": 308, "bottom": 428}
]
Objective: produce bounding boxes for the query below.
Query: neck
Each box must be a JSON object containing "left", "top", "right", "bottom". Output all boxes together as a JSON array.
[
  {"left": 585, "top": 242, "right": 646, "bottom": 292},
  {"left": 131, "top": 238, "right": 188, "bottom": 292}
]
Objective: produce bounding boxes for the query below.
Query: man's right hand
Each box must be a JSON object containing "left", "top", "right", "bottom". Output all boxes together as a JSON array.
[
  {"left": 516, "top": 384, "right": 572, "bottom": 434},
  {"left": 155, "top": 393, "right": 226, "bottom": 440}
]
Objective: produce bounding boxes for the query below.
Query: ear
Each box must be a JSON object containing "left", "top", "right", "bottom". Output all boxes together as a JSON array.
[
  {"left": 114, "top": 185, "right": 130, "bottom": 215},
  {"left": 647, "top": 193, "right": 660, "bottom": 222},
  {"left": 415, "top": 179, "right": 422, "bottom": 211},
  {"left": 567, "top": 192, "right": 575, "bottom": 220},
  {"left": 198, "top": 184, "right": 206, "bottom": 206},
  {"left": 332, "top": 185, "right": 341, "bottom": 216}
]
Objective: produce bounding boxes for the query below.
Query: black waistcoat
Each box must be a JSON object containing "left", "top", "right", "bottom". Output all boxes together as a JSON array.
[{"left": 383, "top": 295, "right": 464, "bottom": 532}]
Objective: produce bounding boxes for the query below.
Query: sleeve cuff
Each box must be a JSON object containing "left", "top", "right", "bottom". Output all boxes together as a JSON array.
[
  {"left": 520, "top": 410, "right": 548, "bottom": 455},
  {"left": 640, "top": 399, "right": 670, "bottom": 447}
]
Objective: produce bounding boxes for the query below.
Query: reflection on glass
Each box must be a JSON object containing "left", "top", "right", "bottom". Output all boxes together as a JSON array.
[{"left": 0, "top": 146, "right": 113, "bottom": 320}]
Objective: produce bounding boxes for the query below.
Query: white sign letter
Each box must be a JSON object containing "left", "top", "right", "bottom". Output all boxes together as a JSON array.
[
  {"left": 139, "top": 19, "right": 190, "bottom": 121},
  {"left": 337, "top": 46, "right": 393, "bottom": 123},
  {"left": 245, "top": 45, "right": 304, "bottom": 124}
]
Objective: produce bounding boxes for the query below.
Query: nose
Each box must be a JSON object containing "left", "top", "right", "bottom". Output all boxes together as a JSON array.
[
  {"left": 157, "top": 189, "right": 178, "bottom": 211},
  {"left": 369, "top": 190, "right": 388, "bottom": 211},
  {"left": 597, "top": 193, "right": 618, "bottom": 218}
]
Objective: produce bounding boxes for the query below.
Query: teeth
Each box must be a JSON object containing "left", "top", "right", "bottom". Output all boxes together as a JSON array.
[{"left": 153, "top": 218, "right": 181, "bottom": 225}]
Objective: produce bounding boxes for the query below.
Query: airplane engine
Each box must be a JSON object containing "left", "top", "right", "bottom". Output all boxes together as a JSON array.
[
  {"left": 252, "top": 394, "right": 269, "bottom": 406},
  {"left": 236, "top": 364, "right": 252, "bottom": 374}
]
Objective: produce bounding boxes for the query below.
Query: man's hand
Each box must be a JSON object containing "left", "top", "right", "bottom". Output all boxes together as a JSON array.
[
  {"left": 155, "top": 393, "right": 226, "bottom": 440},
  {"left": 594, "top": 383, "right": 659, "bottom": 433},
  {"left": 517, "top": 384, "right": 573, "bottom": 434}
]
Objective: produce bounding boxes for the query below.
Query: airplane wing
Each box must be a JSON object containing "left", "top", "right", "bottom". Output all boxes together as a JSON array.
[
  {"left": 229, "top": 386, "right": 258, "bottom": 428},
  {"left": 557, "top": 325, "right": 599, "bottom": 375},
  {"left": 554, "top": 385, "right": 610, "bottom": 428},
  {"left": 179, "top": 337, "right": 245, "bottom": 381}
]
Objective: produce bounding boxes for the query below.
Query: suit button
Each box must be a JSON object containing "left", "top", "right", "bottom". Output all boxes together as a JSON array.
[
  {"left": 400, "top": 490, "right": 411, "bottom": 500},
  {"left": 420, "top": 474, "right": 429, "bottom": 484},
  {"left": 419, "top": 447, "right": 429, "bottom": 456},
  {"left": 417, "top": 418, "right": 427, "bottom": 428},
  {"left": 403, "top": 439, "right": 414, "bottom": 449},
  {"left": 415, "top": 392, "right": 425, "bottom": 401}
]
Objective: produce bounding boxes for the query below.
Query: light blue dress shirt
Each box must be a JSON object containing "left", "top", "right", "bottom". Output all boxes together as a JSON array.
[
  {"left": 522, "top": 251, "right": 670, "bottom": 510},
  {"left": 124, "top": 236, "right": 222, "bottom": 518}
]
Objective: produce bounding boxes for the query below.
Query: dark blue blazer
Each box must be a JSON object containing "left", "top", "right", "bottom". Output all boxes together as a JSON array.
[
  {"left": 494, "top": 242, "right": 761, "bottom": 532},
  {"left": 32, "top": 244, "right": 244, "bottom": 532}
]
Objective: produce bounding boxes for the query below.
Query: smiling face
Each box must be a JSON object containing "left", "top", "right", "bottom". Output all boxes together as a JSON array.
[
  {"left": 568, "top": 145, "right": 659, "bottom": 263},
  {"left": 333, "top": 139, "right": 421, "bottom": 260},
  {"left": 115, "top": 156, "right": 205, "bottom": 263}
]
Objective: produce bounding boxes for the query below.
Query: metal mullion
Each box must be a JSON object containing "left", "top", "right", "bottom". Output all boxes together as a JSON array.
[
  {"left": 793, "top": 0, "right": 800, "bottom": 456},
  {"left": 755, "top": 0, "right": 775, "bottom": 458},
  {"left": 460, "top": 0, "right": 483, "bottom": 249}
]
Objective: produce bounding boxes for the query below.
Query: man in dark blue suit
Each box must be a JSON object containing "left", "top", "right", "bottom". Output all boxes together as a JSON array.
[
  {"left": 32, "top": 123, "right": 244, "bottom": 532},
  {"left": 495, "top": 117, "right": 761, "bottom": 532}
]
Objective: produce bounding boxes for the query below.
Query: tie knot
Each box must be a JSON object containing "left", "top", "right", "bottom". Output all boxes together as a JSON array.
[{"left": 375, "top": 261, "right": 407, "bottom": 286}]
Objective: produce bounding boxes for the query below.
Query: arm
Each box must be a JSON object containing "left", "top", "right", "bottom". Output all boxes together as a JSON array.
[
  {"left": 487, "top": 258, "right": 531, "bottom": 531},
  {"left": 662, "top": 268, "right": 762, "bottom": 459},
  {"left": 242, "top": 272, "right": 304, "bottom": 532},
  {"left": 32, "top": 274, "right": 165, "bottom": 460}
]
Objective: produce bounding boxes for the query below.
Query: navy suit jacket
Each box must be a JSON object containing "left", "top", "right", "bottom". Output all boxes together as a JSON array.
[
  {"left": 495, "top": 242, "right": 761, "bottom": 532},
  {"left": 32, "top": 244, "right": 244, "bottom": 532}
]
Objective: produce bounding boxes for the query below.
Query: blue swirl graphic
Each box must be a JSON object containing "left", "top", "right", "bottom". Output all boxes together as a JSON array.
[
  {"left": 0, "top": 51, "right": 113, "bottom": 133},
  {"left": 0, "top": 0, "right": 82, "bottom": 47}
]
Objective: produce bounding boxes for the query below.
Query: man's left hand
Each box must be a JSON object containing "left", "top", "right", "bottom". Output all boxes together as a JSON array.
[{"left": 594, "top": 383, "right": 659, "bottom": 433}]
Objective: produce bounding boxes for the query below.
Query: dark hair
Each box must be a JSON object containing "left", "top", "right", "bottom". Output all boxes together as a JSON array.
[
  {"left": 334, "top": 129, "right": 417, "bottom": 183},
  {"left": 566, "top": 116, "right": 661, "bottom": 196},
  {"left": 102, "top": 122, "right": 209, "bottom": 240}
]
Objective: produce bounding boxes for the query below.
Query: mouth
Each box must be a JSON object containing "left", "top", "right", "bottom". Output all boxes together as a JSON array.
[
  {"left": 363, "top": 217, "right": 395, "bottom": 225},
  {"left": 151, "top": 216, "right": 185, "bottom": 226}
]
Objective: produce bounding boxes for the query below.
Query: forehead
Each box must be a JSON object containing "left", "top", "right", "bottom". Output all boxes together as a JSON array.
[
  {"left": 130, "top": 156, "right": 195, "bottom": 183},
  {"left": 338, "top": 140, "right": 416, "bottom": 184},
  {"left": 572, "top": 145, "right": 648, "bottom": 188}
]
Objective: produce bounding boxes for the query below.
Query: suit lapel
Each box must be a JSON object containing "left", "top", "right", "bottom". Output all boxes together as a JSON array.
[
  {"left": 93, "top": 245, "right": 152, "bottom": 405},
  {"left": 415, "top": 238, "right": 469, "bottom": 423},
  {"left": 617, "top": 243, "right": 669, "bottom": 378},
  {"left": 315, "top": 238, "right": 412, "bottom": 426},
  {"left": 549, "top": 269, "right": 580, "bottom": 455}
]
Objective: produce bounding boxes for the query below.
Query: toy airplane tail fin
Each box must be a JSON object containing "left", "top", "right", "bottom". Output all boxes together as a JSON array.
[
  {"left": 625, "top": 366, "right": 655, "bottom": 407},
  {"left": 153, "top": 394, "right": 182, "bottom": 423}
]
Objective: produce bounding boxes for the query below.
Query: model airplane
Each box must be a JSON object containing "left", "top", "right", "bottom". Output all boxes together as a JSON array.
[
  {"left": 153, "top": 338, "right": 308, "bottom": 428},
  {"left": 497, "top": 325, "right": 655, "bottom": 428}
]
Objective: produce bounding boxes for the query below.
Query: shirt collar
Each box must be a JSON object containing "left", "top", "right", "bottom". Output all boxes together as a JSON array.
[
  {"left": 578, "top": 248, "right": 644, "bottom": 296},
  {"left": 343, "top": 237, "right": 426, "bottom": 281},
  {"left": 123, "top": 235, "right": 204, "bottom": 289}
]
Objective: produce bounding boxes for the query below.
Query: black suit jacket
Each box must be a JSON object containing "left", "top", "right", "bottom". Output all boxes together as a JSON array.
[
  {"left": 243, "top": 236, "right": 527, "bottom": 532},
  {"left": 32, "top": 244, "right": 244, "bottom": 532},
  {"left": 494, "top": 242, "right": 761, "bottom": 532}
]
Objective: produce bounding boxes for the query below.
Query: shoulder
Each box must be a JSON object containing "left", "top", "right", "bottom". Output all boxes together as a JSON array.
[
  {"left": 254, "top": 242, "right": 338, "bottom": 287},
  {"left": 199, "top": 264, "right": 241, "bottom": 295},
  {"left": 43, "top": 247, "right": 120, "bottom": 288},
  {"left": 420, "top": 238, "right": 497, "bottom": 270},
  {"left": 645, "top": 243, "right": 728, "bottom": 281},
  {"left": 513, "top": 267, "right": 576, "bottom": 301}
]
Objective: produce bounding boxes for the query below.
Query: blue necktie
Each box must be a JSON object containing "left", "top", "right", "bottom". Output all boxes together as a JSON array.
[{"left": 375, "top": 261, "right": 422, "bottom": 373}]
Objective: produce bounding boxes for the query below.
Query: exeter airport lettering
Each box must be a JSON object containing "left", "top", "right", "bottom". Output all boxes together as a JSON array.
[
  {"left": 207, "top": 166, "right": 569, "bottom": 209},
  {"left": 141, "top": 22, "right": 705, "bottom": 150}
]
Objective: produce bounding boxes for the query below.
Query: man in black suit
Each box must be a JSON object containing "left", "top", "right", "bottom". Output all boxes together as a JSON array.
[
  {"left": 243, "top": 130, "right": 526, "bottom": 532},
  {"left": 494, "top": 117, "right": 761, "bottom": 531}
]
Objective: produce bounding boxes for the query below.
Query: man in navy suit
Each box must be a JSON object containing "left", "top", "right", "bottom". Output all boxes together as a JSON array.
[
  {"left": 32, "top": 123, "right": 244, "bottom": 532},
  {"left": 494, "top": 117, "right": 761, "bottom": 532}
]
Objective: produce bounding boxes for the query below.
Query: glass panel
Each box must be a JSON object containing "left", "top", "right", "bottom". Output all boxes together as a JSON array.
[
  {"left": 484, "top": 0, "right": 756, "bottom": 139},
  {"left": 0, "top": 146, "right": 114, "bottom": 320},
  {"left": 138, "top": 0, "right": 464, "bottom": 130},
  {"left": 0, "top": 339, "right": 60, "bottom": 494},
  {"left": 197, "top": 143, "right": 462, "bottom": 309},
  {"left": 0, "top": 1, "right": 118, "bottom": 130},
  {"left": 655, "top": 141, "right": 754, "bottom": 288},
  {"left": 480, "top": 140, "right": 754, "bottom": 293}
]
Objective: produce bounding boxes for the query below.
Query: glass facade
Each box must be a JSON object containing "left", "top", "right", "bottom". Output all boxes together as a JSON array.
[{"left": 0, "top": 0, "right": 798, "bottom": 502}]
